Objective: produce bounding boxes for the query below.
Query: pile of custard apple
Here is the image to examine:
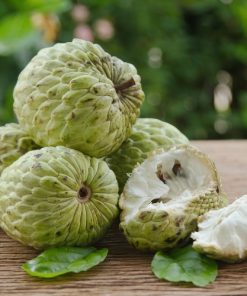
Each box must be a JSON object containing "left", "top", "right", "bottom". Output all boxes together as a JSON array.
[{"left": 0, "top": 39, "right": 246, "bottom": 263}]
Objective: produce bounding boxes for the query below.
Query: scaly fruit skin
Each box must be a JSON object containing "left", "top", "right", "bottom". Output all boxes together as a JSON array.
[
  {"left": 107, "top": 118, "right": 189, "bottom": 191},
  {"left": 13, "top": 39, "right": 144, "bottom": 158},
  {"left": 0, "top": 146, "right": 119, "bottom": 249},
  {"left": 0, "top": 123, "right": 39, "bottom": 175},
  {"left": 120, "top": 145, "right": 228, "bottom": 252}
]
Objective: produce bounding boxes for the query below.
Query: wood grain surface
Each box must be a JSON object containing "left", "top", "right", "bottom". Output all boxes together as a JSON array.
[{"left": 0, "top": 140, "right": 247, "bottom": 296}]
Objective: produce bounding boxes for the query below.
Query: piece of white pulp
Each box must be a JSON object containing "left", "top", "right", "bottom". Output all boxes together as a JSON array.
[{"left": 192, "top": 195, "right": 247, "bottom": 262}]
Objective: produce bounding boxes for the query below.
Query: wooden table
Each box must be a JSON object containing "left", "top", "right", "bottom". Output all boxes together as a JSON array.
[{"left": 1, "top": 140, "right": 247, "bottom": 296}]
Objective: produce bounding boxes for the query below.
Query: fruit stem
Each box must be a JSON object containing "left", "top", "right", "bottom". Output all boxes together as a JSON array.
[
  {"left": 115, "top": 77, "right": 135, "bottom": 92},
  {"left": 77, "top": 185, "right": 91, "bottom": 203}
]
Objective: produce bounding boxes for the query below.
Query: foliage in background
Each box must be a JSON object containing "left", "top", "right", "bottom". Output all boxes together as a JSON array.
[{"left": 0, "top": 0, "right": 247, "bottom": 139}]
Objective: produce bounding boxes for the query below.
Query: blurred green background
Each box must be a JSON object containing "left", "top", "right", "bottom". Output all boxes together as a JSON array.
[{"left": 0, "top": 0, "right": 247, "bottom": 139}]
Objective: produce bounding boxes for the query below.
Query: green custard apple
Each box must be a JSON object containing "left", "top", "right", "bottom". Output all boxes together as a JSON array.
[
  {"left": 120, "top": 145, "right": 228, "bottom": 252},
  {"left": 13, "top": 39, "right": 145, "bottom": 158},
  {"left": 0, "top": 123, "right": 39, "bottom": 175},
  {"left": 106, "top": 118, "right": 189, "bottom": 191},
  {"left": 192, "top": 195, "right": 247, "bottom": 263},
  {"left": 0, "top": 146, "right": 119, "bottom": 249}
]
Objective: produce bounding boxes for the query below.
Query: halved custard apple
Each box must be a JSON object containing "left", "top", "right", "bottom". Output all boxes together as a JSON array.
[
  {"left": 192, "top": 195, "right": 247, "bottom": 263},
  {"left": 120, "top": 145, "right": 228, "bottom": 251}
]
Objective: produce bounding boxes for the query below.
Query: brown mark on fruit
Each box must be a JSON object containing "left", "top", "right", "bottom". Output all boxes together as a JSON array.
[
  {"left": 165, "top": 236, "right": 177, "bottom": 243},
  {"left": 139, "top": 211, "right": 151, "bottom": 220},
  {"left": 175, "top": 216, "right": 184, "bottom": 227},
  {"left": 161, "top": 212, "right": 168, "bottom": 218},
  {"left": 56, "top": 231, "right": 61, "bottom": 236},
  {"left": 152, "top": 224, "right": 158, "bottom": 231},
  {"left": 115, "top": 77, "right": 135, "bottom": 93},
  {"left": 32, "top": 162, "right": 41, "bottom": 169}
]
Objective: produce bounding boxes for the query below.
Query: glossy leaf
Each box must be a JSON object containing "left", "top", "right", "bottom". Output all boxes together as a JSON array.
[
  {"left": 22, "top": 247, "right": 108, "bottom": 278},
  {"left": 151, "top": 245, "right": 218, "bottom": 287}
]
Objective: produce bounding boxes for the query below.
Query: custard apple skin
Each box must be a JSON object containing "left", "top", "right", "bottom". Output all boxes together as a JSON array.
[
  {"left": 119, "top": 145, "right": 228, "bottom": 252},
  {"left": 0, "top": 146, "right": 119, "bottom": 249},
  {"left": 0, "top": 123, "right": 39, "bottom": 175},
  {"left": 107, "top": 118, "right": 189, "bottom": 191},
  {"left": 13, "top": 39, "right": 145, "bottom": 158}
]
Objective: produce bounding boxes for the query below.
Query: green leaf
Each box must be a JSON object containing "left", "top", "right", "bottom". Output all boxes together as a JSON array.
[
  {"left": 22, "top": 247, "right": 108, "bottom": 278},
  {"left": 151, "top": 245, "right": 218, "bottom": 287}
]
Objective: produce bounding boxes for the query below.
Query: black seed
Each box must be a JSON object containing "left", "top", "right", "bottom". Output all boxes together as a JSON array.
[
  {"left": 151, "top": 198, "right": 161, "bottom": 204},
  {"left": 172, "top": 160, "right": 182, "bottom": 176},
  {"left": 157, "top": 171, "right": 166, "bottom": 184}
]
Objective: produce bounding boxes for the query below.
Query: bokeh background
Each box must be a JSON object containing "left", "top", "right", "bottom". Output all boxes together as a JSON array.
[{"left": 0, "top": 0, "right": 247, "bottom": 139}]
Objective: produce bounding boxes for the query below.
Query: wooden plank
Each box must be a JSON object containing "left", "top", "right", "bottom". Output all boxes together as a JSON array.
[{"left": 0, "top": 140, "right": 247, "bottom": 296}]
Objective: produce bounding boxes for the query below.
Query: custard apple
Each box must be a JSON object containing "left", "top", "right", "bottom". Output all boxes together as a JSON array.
[
  {"left": 192, "top": 195, "right": 247, "bottom": 263},
  {"left": 0, "top": 123, "right": 39, "bottom": 175},
  {"left": 120, "top": 145, "right": 228, "bottom": 252},
  {"left": 0, "top": 146, "right": 119, "bottom": 249},
  {"left": 13, "top": 39, "right": 145, "bottom": 158},
  {"left": 107, "top": 118, "right": 189, "bottom": 191}
]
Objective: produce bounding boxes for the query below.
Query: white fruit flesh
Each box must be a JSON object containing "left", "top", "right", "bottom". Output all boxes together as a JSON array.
[
  {"left": 192, "top": 195, "right": 247, "bottom": 262},
  {"left": 122, "top": 146, "right": 219, "bottom": 224},
  {"left": 120, "top": 145, "right": 227, "bottom": 251}
]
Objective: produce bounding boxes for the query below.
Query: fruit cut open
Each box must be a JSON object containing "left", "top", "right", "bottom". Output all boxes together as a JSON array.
[{"left": 120, "top": 145, "right": 228, "bottom": 251}]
